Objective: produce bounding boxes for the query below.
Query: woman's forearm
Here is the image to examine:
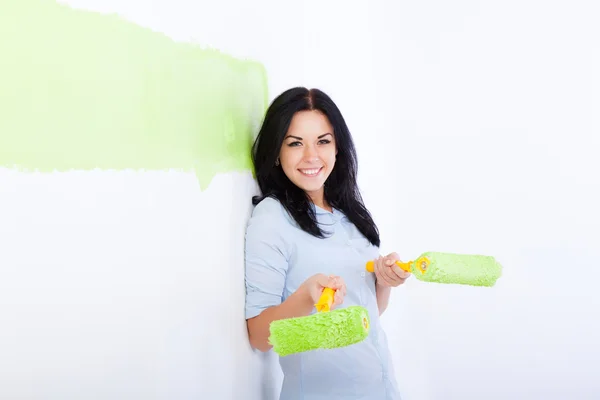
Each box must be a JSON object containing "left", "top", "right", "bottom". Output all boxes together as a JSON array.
[
  {"left": 375, "top": 283, "right": 392, "bottom": 315},
  {"left": 246, "top": 286, "right": 315, "bottom": 352}
]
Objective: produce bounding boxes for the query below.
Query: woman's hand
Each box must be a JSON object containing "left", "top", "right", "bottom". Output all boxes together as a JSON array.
[
  {"left": 247, "top": 273, "right": 347, "bottom": 352},
  {"left": 300, "top": 273, "right": 347, "bottom": 309},
  {"left": 373, "top": 252, "right": 411, "bottom": 287}
]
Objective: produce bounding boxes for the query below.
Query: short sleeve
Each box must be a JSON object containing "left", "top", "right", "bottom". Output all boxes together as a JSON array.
[{"left": 244, "top": 204, "right": 290, "bottom": 320}]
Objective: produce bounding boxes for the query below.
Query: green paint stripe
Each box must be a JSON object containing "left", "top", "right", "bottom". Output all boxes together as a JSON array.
[{"left": 0, "top": 0, "right": 268, "bottom": 189}]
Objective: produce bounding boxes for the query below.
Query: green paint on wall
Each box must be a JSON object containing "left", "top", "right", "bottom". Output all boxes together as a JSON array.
[{"left": 0, "top": 0, "right": 268, "bottom": 189}]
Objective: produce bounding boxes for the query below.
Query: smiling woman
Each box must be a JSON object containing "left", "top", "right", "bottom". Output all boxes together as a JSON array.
[
  {"left": 250, "top": 87, "right": 380, "bottom": 243},
  {"left": 278, "top": 110, "right": 337, "bottom": 209},
  {"left": 244, "top": 87, "right": 410, "bottom": 400}
]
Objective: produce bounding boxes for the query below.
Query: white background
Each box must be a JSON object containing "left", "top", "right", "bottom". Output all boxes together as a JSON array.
[{"left": 1, "top": 0, "right": 599, "bottom": 399}]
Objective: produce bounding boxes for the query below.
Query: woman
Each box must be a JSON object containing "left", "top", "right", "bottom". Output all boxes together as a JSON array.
[{"left": 244, "top": 87, "right": 410, "bottom": 399}]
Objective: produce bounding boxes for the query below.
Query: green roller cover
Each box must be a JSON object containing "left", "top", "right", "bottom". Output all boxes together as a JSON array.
[
  {"left": 268, "top": 306, "right": 370, "bottom": 357},
  {"left": 367, "top": 251, "right": 503, "bottom": 287}
]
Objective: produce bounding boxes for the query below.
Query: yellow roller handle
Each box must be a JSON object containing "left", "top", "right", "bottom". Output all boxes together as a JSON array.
[
  {"left": 365, "top": 260, "right": 413, "bottom": 273},
  {"left": 314, "top": 287, "right": 335, "bottom": 312}
]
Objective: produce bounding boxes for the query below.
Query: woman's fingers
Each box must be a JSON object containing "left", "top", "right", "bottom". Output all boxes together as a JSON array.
[
  {"left": 375, "top": 254, "right": 412, "bottom": 287},
  {"left": 320, "top": 275, "right": 346, "bottom": 308},
  {"left": 382, "top": 256, "right": 397, "bottom": 284},
  {"left": 391, "top": 264, "right": 411, "bottom": 280},
  {"left": 332, "top": 276, "right": 346, "bottom": 307},
  {"left": 375, "top": 256, "right": 393, "bottom": 287},
  {"left": 333, "top": 290, "right": 343, "bottom": 306}
]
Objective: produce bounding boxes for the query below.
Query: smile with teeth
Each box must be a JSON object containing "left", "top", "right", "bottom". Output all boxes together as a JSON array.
[{"left": 298, "top": 167, "right": 323, "bottom": 177}]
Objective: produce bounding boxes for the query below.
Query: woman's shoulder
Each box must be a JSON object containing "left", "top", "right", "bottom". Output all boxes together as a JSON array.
[
  {"left": 246, "top": 196, "right": 295, "bottom": 254},
  {"left": 252, "top": 195, "right": 283, "bottom": 215},
  {"left": 248, "top": 196, "right": 293, "bottom": 228}
]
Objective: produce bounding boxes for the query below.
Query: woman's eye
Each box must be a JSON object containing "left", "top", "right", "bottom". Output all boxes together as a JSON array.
[{"left": 287, "top": 139, "right": 330, "bottom": 147}]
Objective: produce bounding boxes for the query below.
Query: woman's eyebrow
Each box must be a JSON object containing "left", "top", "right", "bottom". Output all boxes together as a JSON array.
[{"left": 284, "top": 133, "right": 332, "bottom": 140}]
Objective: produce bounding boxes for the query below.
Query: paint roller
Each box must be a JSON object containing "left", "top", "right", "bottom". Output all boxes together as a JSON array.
[
  {"left": 268, "top": 251, "right": 502, "bottom": 356},
  {"left": 366, "top": 251, "right": 502, "bottom": 287},
  {"left": 268, "top": 288, "right": 370, "bottom": 357}
]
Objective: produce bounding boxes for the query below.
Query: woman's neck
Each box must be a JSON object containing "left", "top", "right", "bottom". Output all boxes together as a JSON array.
[{"left": 308, "top": 190, "right": 332, "bottom": 213}]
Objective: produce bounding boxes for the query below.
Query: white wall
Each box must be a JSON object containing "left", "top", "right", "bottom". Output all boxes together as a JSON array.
[
  {"left": 365, "top": 1, "right": 600, "bottom": 399},
  {"left": 1, "top": 1, "right": 598, "bottom": 400}
]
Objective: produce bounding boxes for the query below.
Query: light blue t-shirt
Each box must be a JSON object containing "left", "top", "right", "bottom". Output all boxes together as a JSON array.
[{"left": 245, "top": 197, "right": 402, "bottom": 400}]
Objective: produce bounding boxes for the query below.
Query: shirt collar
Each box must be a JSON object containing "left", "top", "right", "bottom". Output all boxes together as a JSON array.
[{"left": 311, "top": 203, "right": 344, "bottom": 222}]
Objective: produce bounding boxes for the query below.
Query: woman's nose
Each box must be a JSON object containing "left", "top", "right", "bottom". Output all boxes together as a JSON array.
[{"left": 303, "top": 145, "right": 318, "bottom": 160}]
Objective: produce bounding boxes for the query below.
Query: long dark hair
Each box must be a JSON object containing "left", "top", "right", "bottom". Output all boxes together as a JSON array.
[{"left": 251, "top": 87, "right": 380, "bottom": 247}]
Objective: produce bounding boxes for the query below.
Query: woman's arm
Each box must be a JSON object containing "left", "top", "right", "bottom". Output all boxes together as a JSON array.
[
  {"left": 247, "top": 274, "right": 347, "bottom": 352},
  {"left": 244, "top": 203, "right": 298, "bottom": 352},
  {"left": 372, "top": 252, "right": 411, "bottom": 315},
  {"left": 247, "top": 286, "right": 314, "bottom": 352},
  {"left": 375, "top": 283, "right": 392, "bottom": 315}
]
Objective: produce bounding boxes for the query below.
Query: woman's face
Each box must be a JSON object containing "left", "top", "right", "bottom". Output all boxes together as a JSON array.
[{"left": 278, "top": 110, "right": 337, "bottom": 200}]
